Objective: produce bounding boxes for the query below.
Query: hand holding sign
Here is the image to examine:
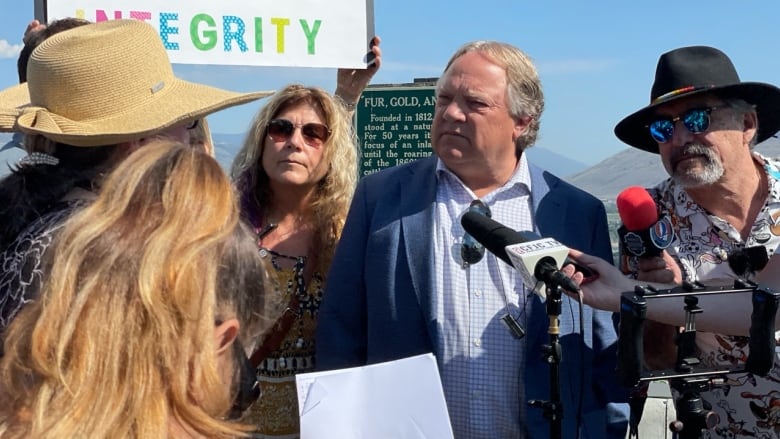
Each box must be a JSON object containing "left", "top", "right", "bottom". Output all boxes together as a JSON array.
[{"left": 335, "top": 36, "right": 382, "bottom": 109}]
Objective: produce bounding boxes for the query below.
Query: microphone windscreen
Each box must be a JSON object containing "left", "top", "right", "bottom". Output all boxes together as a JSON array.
[
  {"left": 728, "top": 247, "right": 770, "bottom": 276},
  {"left": 616, "top": 186, "right": 658, "bottom": 231}
]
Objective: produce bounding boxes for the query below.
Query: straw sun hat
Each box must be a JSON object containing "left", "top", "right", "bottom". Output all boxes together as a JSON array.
[{"left": 0, "top": 19, "right": 273, "bottom": 147}]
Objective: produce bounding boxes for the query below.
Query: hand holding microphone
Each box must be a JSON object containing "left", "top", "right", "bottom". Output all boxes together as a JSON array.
[
  {"left": 617, "top": 186, "right": 681, "bottom": 284},
  {"left": 559, "top": 249, "right": 635, "bottom": 312}
]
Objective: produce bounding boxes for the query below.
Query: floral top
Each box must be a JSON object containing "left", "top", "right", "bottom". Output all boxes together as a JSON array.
[
  {"left": 622, "top": 153, "right": 780, "bottom": 438},
  {"left": 0, "top": 200, "right": 82, "bottom": 332},
  {"left": 243, "top": 248, "right": 325, "bottom": 439}
]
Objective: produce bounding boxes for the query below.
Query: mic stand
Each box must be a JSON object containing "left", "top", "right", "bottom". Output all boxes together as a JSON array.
[
  {"left": 668, "top": 296, "right": 718, "bottom": 439},
  {"left": 528, "top": 282, "right": 563, "bottom": 439}
]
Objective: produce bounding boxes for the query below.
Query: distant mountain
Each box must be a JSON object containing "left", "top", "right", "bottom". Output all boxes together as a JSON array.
[
  {"left": 212, "top": 132, "right": 248, "bottom": 171},
  {"left": 213, "top": 133, "right": 592, "bottom": 179},
  {"left": 567, "top": 136, "right": 780, "bottom": 201},
  {"left": 565, "top": 148, "right": 667, "bottom": 200},
  {"left": 525, "top": 147, "right": 589, "bottom": 178},
  {"left": 3, "top": 131, "right": 592, "bottom": 179},
  {"left": 0, "top": 132, "right": 246, "bottom": 178},
  {"left": 7, "top": 131, "right": 779, "bottom": 201}
]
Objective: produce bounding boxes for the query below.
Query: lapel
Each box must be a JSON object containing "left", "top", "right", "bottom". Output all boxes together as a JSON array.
[
  {"left": 531, "top": 165, "right": 567, "bottom": 238},
  {"left": 399, "top": 157, "right": 438, "bottom": 341}
]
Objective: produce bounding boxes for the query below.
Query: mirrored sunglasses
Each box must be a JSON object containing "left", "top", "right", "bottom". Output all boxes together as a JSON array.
[
  {"left": 267, "top": 118, "right": 331, "bottom": 147},
  {"left": 647, "top": 106, "right": 720, "bottom": 144},
  {"left": 461, "top": 199, "right": 491, "bottom": 267}
]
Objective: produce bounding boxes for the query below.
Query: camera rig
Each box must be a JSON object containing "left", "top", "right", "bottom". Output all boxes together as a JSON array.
[{"left": 617, "top": 279, "right": 780, "bottom": 438}]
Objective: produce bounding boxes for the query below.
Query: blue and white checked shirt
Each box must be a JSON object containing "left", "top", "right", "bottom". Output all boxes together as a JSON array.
[{"left": 433, "top": 154, "right": 539, "bottom": 439}]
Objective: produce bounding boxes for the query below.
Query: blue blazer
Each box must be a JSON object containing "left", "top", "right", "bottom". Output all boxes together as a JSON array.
[{"left": 317, "top": 156, "right": 628, "bottom": 438}]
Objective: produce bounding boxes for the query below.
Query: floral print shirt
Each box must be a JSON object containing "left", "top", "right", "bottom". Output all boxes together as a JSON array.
[{"left": 622, "top": 153, "right": 780, "bottom": 438}]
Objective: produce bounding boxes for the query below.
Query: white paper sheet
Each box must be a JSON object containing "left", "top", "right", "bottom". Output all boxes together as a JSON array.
[{"left": 295, "top": 353, "right": 454, "bottom": 439}]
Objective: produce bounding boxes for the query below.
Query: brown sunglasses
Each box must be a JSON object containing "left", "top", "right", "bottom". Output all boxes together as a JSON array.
[{"left": 267, "top": 118, "right": 331, "bottom": 146}]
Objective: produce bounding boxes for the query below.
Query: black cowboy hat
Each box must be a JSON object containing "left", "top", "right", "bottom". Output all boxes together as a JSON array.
[{"left": 614, "top": 45, "right": 780, "bottom": 153}]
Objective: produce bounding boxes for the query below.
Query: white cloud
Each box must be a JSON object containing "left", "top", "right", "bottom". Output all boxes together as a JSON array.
[{"left": 0, "top": 40, "right": 22, "bottom": 59}]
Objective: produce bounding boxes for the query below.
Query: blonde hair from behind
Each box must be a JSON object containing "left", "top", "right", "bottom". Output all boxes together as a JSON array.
[
  {"left": 0, "top": 140, "right": 276, "bottom": 438},
  {"left": 231, "top": 84, "right": 358, "bottom": 273}
]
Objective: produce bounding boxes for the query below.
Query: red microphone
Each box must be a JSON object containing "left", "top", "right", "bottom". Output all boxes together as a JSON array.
[{"left": 616, "top": 186, "right": 674, "bottom": 258}]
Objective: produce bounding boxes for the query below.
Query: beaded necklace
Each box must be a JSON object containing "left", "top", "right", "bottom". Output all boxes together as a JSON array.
[{"left": 256, "top": 222, "right": 309, "bottom": 354}]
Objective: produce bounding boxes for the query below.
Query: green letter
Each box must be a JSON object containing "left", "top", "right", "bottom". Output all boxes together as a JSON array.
[
  {"left": 191, "top": 14, "right": 217, "bottom": 50},
  {"left": 299, "top": 19, "right": 322, "bottom": 55},
  {"left": 255, "top": 17, "right": 263, "bottom": 53}
]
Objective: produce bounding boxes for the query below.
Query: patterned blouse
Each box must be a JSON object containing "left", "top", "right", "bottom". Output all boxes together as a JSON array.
[
  {"left": 242, "top": 248, "right": 325, "bottom": 439},
  {"left": 622, "top": 153, "right": 780, "bottom": 438},
  {"left": 0, "top": 201, "right": 82, "bottom": 332}
]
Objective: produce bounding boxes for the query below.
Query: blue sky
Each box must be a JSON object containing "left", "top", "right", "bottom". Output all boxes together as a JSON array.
[{"left": 2, "top": 1, "right": 780, "bottom": 165}]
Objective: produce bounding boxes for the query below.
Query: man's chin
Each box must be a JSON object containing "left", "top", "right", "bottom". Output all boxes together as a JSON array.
[
  {"left": 672, "top": 154, "right": 706, "bottom": 170},
  {"left": 435, "top": 145, "right": 467, "bottom": 161},
  {"left": 673, "top": 168, "right": 723, "bottom": 188}
]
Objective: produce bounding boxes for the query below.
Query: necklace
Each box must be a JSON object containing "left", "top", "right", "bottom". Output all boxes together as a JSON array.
[
  {"left": 256, "top": 222, "right": 277, "bottom": 258},
  {"left": 254, "top": 224, "right": 310, "bottom": 360}
]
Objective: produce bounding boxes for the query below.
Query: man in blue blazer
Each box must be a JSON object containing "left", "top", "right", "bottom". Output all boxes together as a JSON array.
[{"left": 317, "top": 41, "right": 628, "bottom": 438}]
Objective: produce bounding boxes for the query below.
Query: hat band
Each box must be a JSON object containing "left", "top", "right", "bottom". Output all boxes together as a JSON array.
[{"left": 652, "top": 85, "right": 716, "bottom": 104}]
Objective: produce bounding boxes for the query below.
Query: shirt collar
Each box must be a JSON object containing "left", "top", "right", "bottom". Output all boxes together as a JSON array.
[{"left": 435, "top": 153, "right": 532, "bottom": 200}]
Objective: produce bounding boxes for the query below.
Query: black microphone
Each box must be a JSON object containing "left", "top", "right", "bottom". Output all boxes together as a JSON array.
[
  {"left": 460, "top": 212, "right": 588, "bottom": 293},
  {"left": 461, "top": 211, "right": 594, "bottom": 277},
  {"left": 727, "top": 246, "right": 769, "bottom": 278}
]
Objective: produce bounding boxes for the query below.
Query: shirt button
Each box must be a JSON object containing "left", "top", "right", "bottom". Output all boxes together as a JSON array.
[
  {"left": 472, "top": 391, "right": 481, "bottom": 399},
  {"left": 474, "top": 290, "right": 482, "bottom": 297},
  {"left": 473, "top": 339, "right": 481, "bottom": 347}
]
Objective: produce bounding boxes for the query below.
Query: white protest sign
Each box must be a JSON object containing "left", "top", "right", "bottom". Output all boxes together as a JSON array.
[{"left": 41, "top": 0, "right": 375, "bottom": 68}]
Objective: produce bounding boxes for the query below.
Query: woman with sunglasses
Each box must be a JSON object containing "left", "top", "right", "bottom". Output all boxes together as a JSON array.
[
  {"left": 230, "top": 36, "right": 380, "bottom": 437},
  {"left": 0, "top": 141, "right": 280, "bottom": 438},
  {"left": 230, "top": 81, "right": 365, "bottom": 435}
]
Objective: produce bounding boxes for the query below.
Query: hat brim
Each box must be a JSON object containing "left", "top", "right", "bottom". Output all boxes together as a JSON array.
[
  {"left": 0, "top": 83, "right": 32, "bottom": 132},
  {"left": 615, "top": 82, "right": 780, "bottom": 153},
  {"left": 13, "top": 79, "right": 273, "bottom": 147}
]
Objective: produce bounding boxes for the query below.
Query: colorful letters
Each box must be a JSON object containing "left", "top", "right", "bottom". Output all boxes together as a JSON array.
[{"left": 79, "top": 9, "right": 322, "bottom": 55}]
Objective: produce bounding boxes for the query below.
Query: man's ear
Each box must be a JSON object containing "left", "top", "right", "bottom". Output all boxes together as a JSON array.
[
  {"left": 512, "top": 115, "right": 532, "bottom": 143},
  {"left": 215, "top": 318, "right": 240, "bottom": 355},
  {"left": 742, "top": 110, "right": 758, "bottom": 146}
]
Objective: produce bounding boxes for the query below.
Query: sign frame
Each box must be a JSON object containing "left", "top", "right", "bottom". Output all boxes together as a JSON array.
[{"left": 36, "top": 0, "right": 375, "bottom": 68}]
